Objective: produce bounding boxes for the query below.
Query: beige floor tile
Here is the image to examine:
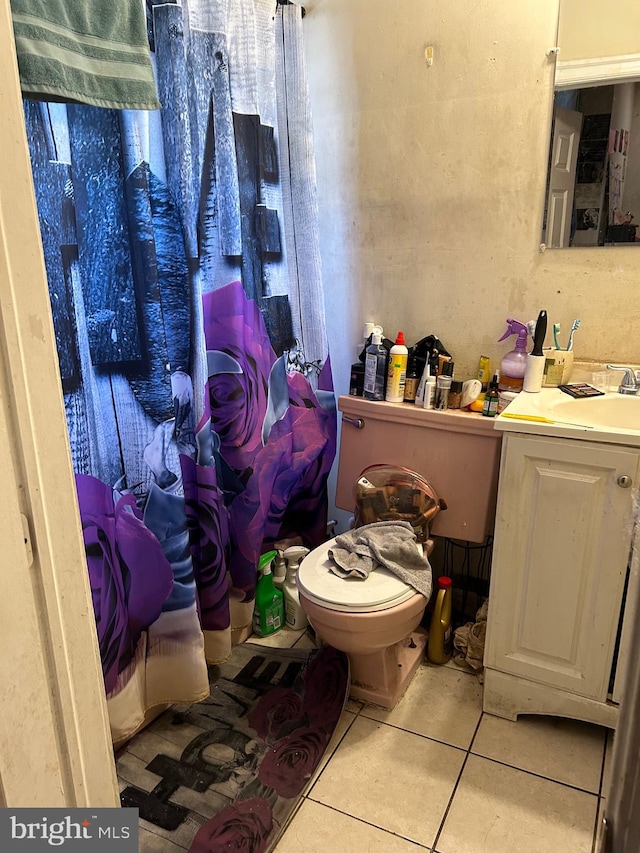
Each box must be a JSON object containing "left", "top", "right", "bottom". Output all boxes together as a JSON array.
[
  {"left": 309, "top": 715, "right": 464, "bottom": 848},
  {"left": 345, "top": 697, "right": 363, "bottom": 713},
  {"left": 361, "top": 662, "right": 483, "bottom": 749},
  {"left": 292, "top": 630, "right": 317, "bottom": 650},
  {"left": 444, "top": 658, "right": 477, "bottom": 676},
  {"left": 274, "top": 800, "right": 430, "bottom": 852},
  {"left": 248, "top": 627, "right": 307, "bottom": 648},
  {"left": 472, "top": 714, "right": 606, "bottom": 793},
  {"left": 140, "top": 828, "right": 185, "bottom": 852},
  {"left": 436, "top": 755, "right": 597, "bottom": 853},
  {"left": 309, "top": 710, "right": 356, "bottom": 786}
]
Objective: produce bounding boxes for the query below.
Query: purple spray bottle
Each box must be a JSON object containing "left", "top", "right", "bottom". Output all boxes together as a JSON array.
[{"left": 498, "top": 319, "right": 529, "bottom": 392}]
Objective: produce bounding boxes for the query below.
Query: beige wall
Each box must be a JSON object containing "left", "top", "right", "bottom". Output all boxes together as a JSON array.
[
  {"left": 558, "top": 0, "right": 640, "bottom": 62},
  {"left": 304, "top": 0, "right": 640, "bottom": 398}
]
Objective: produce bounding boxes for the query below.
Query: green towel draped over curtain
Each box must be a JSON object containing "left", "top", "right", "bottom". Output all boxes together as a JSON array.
[{"left": 11, "top": 0, "right": 160, "bottom": 110}]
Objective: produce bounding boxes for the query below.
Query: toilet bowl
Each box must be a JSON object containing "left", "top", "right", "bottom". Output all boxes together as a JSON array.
[{"left": 297, "top": 537, "right": 429, "bottom": 709}]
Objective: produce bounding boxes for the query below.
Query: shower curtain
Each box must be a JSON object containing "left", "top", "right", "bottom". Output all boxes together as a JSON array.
[{"left": 25, "top": 0, "right": 336, "bottom": 745}]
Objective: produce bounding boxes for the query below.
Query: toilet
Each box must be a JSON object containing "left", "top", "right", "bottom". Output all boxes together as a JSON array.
[{"left": 297, "top": 537, "right": 429, "bottom": 709}]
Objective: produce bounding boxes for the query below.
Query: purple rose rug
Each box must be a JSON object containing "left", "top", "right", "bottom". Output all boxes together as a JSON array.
[{"left": 116, "top": 642, "right": 349, "bottom": 852}]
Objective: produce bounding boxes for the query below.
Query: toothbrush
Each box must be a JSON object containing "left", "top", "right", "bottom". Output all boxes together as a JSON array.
[
  {"left": 553, "top": 323, "right": 562, "bottom": 350},
  {"left": 566, "top": 319, "right": 581, "bottom": 351}
]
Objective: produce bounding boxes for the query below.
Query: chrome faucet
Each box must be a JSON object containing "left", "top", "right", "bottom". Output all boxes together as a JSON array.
[{"left": 606, "top": 364, "right": 639, "bottom": 395}]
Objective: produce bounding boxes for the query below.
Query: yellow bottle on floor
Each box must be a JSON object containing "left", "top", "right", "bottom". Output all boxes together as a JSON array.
[{"left": 427, "top": 576, "right": 453, "bottom": 664}]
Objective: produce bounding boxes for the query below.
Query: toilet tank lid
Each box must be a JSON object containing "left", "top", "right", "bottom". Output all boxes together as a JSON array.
[{"left": 297, "top": 538, "right": 417, "bottom": 611}]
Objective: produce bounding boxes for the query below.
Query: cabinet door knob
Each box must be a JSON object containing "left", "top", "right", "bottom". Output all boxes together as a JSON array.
[
  {"left": 343, "top": 416, "right": 365, "bottom": 429},
  {"left": 617, "top": 475, "right": 633, "bottom": 488}
]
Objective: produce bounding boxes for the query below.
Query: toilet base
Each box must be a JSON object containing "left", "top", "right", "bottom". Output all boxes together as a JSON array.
[{"left": 348, "top": 627, "right": 428, "bottom": 709}]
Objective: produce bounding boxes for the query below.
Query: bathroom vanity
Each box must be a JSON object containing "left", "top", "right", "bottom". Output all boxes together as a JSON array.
[
  {"left": 338, "top": 390, "right": 639, "bottom": 729},
  {"left": 337, "top": 396, "right": 503, "bottom": 543},
  {"left": 484, "top": 389, "right": 640, "bottom": 729}
]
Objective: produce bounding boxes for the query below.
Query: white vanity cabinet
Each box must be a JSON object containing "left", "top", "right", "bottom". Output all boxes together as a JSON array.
[{"left": 484, "top": 431, "right": 639, "bottom": 729}]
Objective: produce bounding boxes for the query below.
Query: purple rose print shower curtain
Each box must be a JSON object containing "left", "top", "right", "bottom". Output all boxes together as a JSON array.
[{"left": 24, "top": 0, "right": 335, "bottom": 745}]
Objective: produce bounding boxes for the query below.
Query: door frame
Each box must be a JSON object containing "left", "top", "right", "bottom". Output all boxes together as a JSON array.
[{"left": 0, "top": 0, "right": 118, "bottom": 807}]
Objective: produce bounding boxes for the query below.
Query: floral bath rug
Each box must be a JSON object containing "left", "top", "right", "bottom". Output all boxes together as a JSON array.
[{"left": 117, "top": 642, "right": 349, "bottom": 852}]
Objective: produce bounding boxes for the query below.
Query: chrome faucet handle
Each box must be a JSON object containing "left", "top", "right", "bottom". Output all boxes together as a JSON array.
[{"left": 606, "top": 364, "right": 639, "bottom": 395}]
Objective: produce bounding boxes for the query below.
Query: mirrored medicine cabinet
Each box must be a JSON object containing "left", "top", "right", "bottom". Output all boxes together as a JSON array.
[
  {"left": 543, "top": 82, "right": 640, "bottom": 248},
  {"left": 542, "top": 0, "right": 640, "bottom": 248}
]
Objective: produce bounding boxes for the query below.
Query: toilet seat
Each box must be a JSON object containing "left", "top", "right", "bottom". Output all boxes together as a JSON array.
[{"left": 297, "top": 537, "right": 417, "bottom": 613}]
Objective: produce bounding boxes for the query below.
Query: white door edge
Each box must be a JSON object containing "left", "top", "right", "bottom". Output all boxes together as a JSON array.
[{"left": 0, "top": 0, "right": 118, "bottom": 808}]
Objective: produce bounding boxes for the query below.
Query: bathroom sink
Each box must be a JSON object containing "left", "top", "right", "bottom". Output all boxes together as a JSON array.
[
  {"left": 549, "top": 394, "right": 640, "bottom": 430},
  {"left": 495, "top": 387, "right": 640, "bottom": 447}
]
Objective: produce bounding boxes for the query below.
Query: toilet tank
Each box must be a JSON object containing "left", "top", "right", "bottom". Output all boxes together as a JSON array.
[{"left": 336, "top": 396, "right": 502, "bottom": 543}]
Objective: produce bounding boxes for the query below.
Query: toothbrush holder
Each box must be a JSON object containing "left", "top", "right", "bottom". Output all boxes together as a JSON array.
[{"left": 542, "top": 348, "right": 574, "bottom": 387}]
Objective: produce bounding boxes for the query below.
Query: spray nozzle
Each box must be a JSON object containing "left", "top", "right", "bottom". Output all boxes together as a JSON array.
[
  {"left": 498, "top": 318, "right": 529, "bottom": 343},
  {"left": 370, "top": 325, "right": 383, "bottom": 345},
  {"left": 258, "top": 550, "right": 278, "bottom": 574},
  {"left": 283, "top": 545, "right": 310, "bottom": 572}
]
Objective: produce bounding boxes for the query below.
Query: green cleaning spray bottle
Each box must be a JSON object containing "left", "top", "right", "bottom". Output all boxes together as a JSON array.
[{"left": 253, "top": 550, "right": 284, "bottom": 637}]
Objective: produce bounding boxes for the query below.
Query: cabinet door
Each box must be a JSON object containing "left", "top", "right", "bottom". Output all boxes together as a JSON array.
[{"left": 485, "top": 434, "right": 638, "bottom": 701}]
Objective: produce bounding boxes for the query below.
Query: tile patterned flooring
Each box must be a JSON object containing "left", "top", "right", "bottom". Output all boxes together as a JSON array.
[{"left": 250, "top": 626, "right": 612, "bottom": 853}]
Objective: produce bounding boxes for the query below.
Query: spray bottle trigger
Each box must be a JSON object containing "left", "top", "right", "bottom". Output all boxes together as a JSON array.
[{"left": 498, "top": 318, "right": 528, "bottom": 343}]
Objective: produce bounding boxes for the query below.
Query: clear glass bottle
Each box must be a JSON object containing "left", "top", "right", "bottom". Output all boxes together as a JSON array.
[
  {"left": 447, "top": 380, "right": 463, "bottom": 409},
  {"left": 403, "top": 356, "right": 420, "bottom": 403},
  {"left": 482, "top": 374, "right": 500, "bottom": 417}
]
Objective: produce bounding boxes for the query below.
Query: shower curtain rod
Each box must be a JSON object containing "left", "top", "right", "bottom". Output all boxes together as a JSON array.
[{"left": 277, "top": 0, "right": 306, "bottom": 18}]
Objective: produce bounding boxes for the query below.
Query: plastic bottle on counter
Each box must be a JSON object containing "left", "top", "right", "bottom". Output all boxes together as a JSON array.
[
  {"left": 424, "top": 376, "right": 437, "bottom": 409},
  {"left": 497, "top": 390, "right": 518, "bottom": 414},
  {"left": 349, "top": 322, "right": 375, "bottom": 396},
  {"left": 498, "top": 319, "right": 529, "bottom": 392},
  {"left": 363, "top": 326, "right": 387, "bottom": 401},
  {"left": 283, "top": 545, "right": 310, "bottom": 630},
  {"left": 253, "top": 551, "right": 284, "bottom": 637},
  {"left": 385, "top": 331, "right": 409, "bottom": 403},
  {"left": 476, "top": 355, "right": 491, "bottom": 392},
  {"left": 435, "top": 361, "right": 454, "bottom": 410},
  {"left": 415, "top": 360, "right": 432, "bottom": 407},
  {"left": 427, "top": 576, "right": 453, "bottom": 664}
]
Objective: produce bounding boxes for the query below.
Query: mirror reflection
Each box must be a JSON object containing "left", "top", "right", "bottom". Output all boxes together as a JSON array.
[{"left": 543, "top": 82, "right": 640, "bottom": 247}]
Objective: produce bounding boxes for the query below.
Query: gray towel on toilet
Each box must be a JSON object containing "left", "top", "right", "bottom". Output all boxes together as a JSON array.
[{"left": 328, "top": 521, "right": 432, "bottom": 600}]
